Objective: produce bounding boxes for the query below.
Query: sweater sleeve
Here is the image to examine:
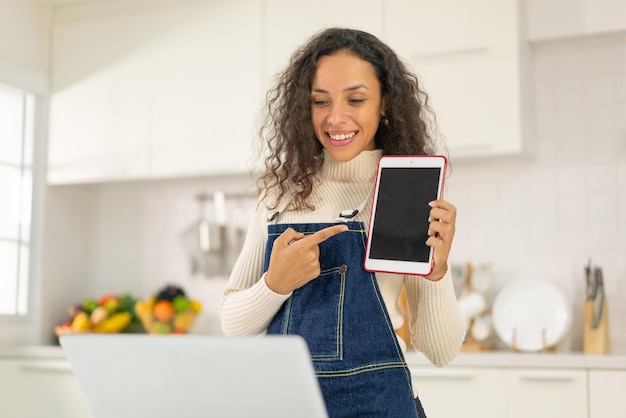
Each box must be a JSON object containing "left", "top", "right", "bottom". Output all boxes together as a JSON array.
[
  {"left": 404, "top": 269, "right": 466, "bottom": 367},
  {"left": 218, "top": 204, "right": 291, "bottom": 336}
]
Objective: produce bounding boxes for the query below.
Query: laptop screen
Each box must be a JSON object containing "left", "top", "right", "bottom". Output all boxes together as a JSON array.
[{"left": 60, "top": 334, "right": 328, "bottom": 418}]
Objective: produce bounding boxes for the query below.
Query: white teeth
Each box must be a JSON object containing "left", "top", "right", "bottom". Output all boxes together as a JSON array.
[{"left": 329, "top": 132, "right": 356, "bottom": 141}]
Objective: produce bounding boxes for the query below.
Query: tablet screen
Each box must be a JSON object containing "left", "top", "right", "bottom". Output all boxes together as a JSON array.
[{"left": 368, "top": 167, "right": 442, "bottom": 263}]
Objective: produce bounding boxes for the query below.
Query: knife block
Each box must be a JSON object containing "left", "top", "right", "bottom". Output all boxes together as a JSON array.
[{"left": 583, "top": 299, "right": 611, "bottom": 355}]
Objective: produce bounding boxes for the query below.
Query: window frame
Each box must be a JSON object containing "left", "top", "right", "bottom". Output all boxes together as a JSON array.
[{"left": 0, "top": 79, "right": 46, "bottom": 345}]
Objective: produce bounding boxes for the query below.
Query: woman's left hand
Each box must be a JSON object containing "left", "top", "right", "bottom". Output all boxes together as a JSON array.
[{"left": 424, "top": 199, "right": 457, "bottom": 281}]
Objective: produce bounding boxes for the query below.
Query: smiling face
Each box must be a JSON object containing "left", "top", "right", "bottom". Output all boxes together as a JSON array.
[{"left": 311, "top": 50, "right": 384, "bottom": 162}]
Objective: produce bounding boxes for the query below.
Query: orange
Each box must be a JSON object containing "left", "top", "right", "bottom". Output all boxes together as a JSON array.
[{"left": 153, "top": 300, "right": 175, "bottom": 322}]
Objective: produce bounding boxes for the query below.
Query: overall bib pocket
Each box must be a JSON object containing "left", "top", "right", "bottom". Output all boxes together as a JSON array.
[{"left": 275, "top": 264, "right": 347, "bottom": 361}]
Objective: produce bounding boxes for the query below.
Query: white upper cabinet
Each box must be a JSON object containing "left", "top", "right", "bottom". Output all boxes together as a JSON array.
[
  {"left": 48, "top": 0, "right": 263, "bottom": 184},
  {"left": 149, "top": 1, "right": 262, "bottom": 178},
  {"left": 383, "top": 0, "right": 533, "bottom": 158},
  {"left": 48, "top": 0, "right": 536, "bottom": 184},
  {"left": 49, "top": 9, "right": 154, "bottom": 183},
  {"left": 385, "top": 0, "right": 516, "bottom": 58},
  {"left": 264, "top": 0, "right": 383, "bottom": 89},
  {"left": 526, "top": 0, "right": 626, "bottom": 41}
]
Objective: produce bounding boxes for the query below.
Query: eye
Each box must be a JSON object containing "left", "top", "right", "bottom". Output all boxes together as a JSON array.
[
  {"left": 312, "top": 98, "right": 329, "bottom": 107},
  {"left": 348, "top": 97, "right": 365, "bottom": 105}
]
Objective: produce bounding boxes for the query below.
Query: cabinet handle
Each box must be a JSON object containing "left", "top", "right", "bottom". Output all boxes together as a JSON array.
[
  {"left": 18, "top": 362, "right": 73, "bottom": 373},
  {"left": 518, "top": 374, "right": 574, "bottom": 383},
  {"left": 449, "top": 143, "right": 492, "bottom": 151},
  {"left": 411, "top": 371, "right": 474, "bottom": 381},
  {"left": 413, "top": 47, "right": 491, "bottom": 60},
  {"left": 47, "top": 166, "right": 127, "bottom": 184}
]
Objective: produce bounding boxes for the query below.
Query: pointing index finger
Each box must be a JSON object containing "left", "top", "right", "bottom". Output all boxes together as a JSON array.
[{"left": 307, "top": 224, "right": 349, "bottom": 245}]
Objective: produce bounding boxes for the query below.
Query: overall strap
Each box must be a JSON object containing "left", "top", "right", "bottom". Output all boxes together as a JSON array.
[
  {"left": 335, "top": 183, "right": 375, "bottom": 222},
  {"left": 266, "top": 189, "right": 296, "bottom": 224},
  {"left": 268, "top": 183, "right": 375, "bottom": 224}
]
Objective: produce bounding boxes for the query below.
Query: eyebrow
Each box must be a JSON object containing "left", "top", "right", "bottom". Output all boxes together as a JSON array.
[{"left": 312, "top": 84, "right": 370, "bottom": 94}]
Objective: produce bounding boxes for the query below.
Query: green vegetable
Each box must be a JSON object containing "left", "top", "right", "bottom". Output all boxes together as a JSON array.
[
  {"left": 172, "top": 295, "right": 191, "bottom": 313},
  {"left": 118, "top": 293, "right": 140, "bottom": 323},
  {"left": 104, "top": 298, "right": 120, "bottom": 314},
  {"left": 83, "top": 298, "right": 98, "bottom": 314}
]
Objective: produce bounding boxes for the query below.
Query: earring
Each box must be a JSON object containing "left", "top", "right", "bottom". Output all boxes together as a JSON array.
[{"left": 380, "top": 115, "right": 389, "bottom": 127}]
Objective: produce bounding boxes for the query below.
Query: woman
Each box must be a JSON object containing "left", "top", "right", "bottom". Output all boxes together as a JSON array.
[{"left": 219, "top": 27, "right": 465, "bottom": 417}]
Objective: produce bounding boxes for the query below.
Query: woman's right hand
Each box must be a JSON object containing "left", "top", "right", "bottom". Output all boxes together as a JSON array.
[{"left": 264, "top": 224, "right": 348, "bottom": 295}]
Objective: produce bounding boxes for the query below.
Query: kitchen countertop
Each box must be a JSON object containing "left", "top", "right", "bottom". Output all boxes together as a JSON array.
[
  {"left": 3, "top": 344, "right": 626, "bottom": 370},
  {"left": 405, "top": 349, "right": 626, "bottom": 370},
  {"left": 0, "top": 345, "right": 67, "bottom": 359}
]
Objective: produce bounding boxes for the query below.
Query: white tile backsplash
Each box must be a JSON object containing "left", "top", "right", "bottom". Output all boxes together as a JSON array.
[
  {"left": 444, "top": 32, "right": 626, "bottom": 352},
  {"left": 39, "top": 32, "right": 626, "bottom": 351}
]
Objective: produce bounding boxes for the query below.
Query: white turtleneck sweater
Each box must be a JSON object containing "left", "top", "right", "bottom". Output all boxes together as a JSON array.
[{"left": 219, "top": 149, "right": 465, "bottom": 367}]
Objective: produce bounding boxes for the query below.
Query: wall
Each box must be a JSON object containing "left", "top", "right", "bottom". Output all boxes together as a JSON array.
[
  {"left": 41, "top": 174, "right": 256, "bottom": 341},
  {"left": 446, "top": 32, "right": 626, "bottom": 351},
  {"left": 40, "top": 33, "right": 626, "bottom": 349}
]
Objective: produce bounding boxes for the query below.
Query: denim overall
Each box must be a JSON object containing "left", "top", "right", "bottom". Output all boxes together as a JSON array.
[{"left": 264, "top": 219, "right": 424, "bottom": 417}]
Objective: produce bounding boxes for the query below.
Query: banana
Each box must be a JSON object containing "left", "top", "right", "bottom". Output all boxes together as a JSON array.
[
  {"left": 93, "top": 312, "right": 132, "bottom": 333},
  {"left": 135, "top": 300, "right": 154, "bottom": 330},
  {"left": 71, "top": 311, "right": 92, "bottom": 332}
]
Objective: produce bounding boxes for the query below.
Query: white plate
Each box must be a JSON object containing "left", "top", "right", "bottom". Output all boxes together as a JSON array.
[{"left": 492, "top": 278, "right": 571, "bottom": 352}]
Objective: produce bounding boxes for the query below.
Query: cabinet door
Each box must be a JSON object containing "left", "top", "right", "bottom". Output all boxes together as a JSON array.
[
  {"left": 0, "top": 359, "right": 93, "bottom": 418},
  {"left": 264, "top": 0, "right": 383, "bottom": 89},
  {"left": 588, "top": 370, "right": 626, "bottom": 418},
  {"left": 384, "top": 0, "right": 531, "bottom": 158},
  {"left": 410, "top": 367, "right": 507, "bottom": 418},
  {"left": 384, "top": 0, "right": 517, "bottom": 59},
  {"left": 414, "top": 54, "right": 525, "bottom": 157},
  {"left": 49, "top": 0, "right": 265, "bottom": 184},
  {"left": 150, "top": 0, "right": 263, "bottom": 178},
  {"left": 506, "top": 368, "right": 587, "bottom": 418},
  {"left": 527, "top": 0, "right": 626, "bottom": 41},
  {"left": 49, "top": 10, "right": 153, "bottom": 184}
]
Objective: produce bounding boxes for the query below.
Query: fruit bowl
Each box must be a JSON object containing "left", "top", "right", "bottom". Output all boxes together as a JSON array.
[
  {"left": 135, "top": 285, "right": 202, "bottom": 334},
  {"left": 55, "top": 293, "right": 141, "bottom": 336}
]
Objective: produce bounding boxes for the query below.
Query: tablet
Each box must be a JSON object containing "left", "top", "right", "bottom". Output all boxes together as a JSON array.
[{"left": 364, "top": 155, "right": 447, "bottom": 276}]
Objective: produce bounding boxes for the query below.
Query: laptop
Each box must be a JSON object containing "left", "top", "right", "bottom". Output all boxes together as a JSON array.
[{"left": 60, "top": 334, "right": 328, "bottom": 418}]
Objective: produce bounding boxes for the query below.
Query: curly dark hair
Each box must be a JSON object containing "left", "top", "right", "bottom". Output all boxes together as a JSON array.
[{"left": 257, "top": 27, "right": 441, "bottom": 210}]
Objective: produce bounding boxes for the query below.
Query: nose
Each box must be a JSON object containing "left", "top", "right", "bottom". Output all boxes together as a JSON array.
[{"left": 327, "top": 102, "right": 348, "bottom": 125}]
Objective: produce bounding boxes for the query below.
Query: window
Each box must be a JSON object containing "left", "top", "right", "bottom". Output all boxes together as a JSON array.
[{"left": 0, "top": 83, "right": 34, "bottom": 316}]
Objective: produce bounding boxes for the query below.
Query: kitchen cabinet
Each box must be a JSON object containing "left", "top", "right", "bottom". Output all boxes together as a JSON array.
[
  {"left": 48, "top": 0, "right": 535, "bottom": 185},
  {"left": 506, "top": 368, "right": 587, "bottom": 418},
  {"left": 0, "top": 358, "right": 93, "bottom": 418},
  {"left": 526, "top": 0, "right": 626, "bottom": 41},
  {"left": 48, "top": 7, "right": 153, "bottom": 184},
  {"left": 48, "top": 0, "right": 262, "bottom": 184},
  {"left": 149, "top": 0, "right": 262, "bottom": 178},
  {"left": 411, "top": 367, "right": 508, "bottom": 418},
  {"left": 264, "top": 0, "right": 382, "bottom": 89},
  {"left": 410, "top": 366, "right": 587, "bottom": 418},
  {"left": 588, "top": 370, "right": 626, "bottom": 418},
  {"left": 384, "top": 0, "right": 533, "bottom": 158}
]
